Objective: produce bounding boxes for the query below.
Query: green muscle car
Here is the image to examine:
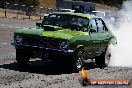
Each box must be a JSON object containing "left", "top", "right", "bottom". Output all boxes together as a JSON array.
[{"left": 11, "top": 12, "right": 116, "bottom": 71}]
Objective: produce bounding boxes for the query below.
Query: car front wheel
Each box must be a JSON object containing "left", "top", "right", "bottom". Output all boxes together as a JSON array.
[
  {"left": 72, "top": 48, "right": 84, "bottom": 71},
  {"left": 16, "top": 49, "right": 30, "bottom": 66}
]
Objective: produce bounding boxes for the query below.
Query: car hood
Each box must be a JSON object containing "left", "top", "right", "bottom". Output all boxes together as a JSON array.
[
  {"left": 15, "top": 27, "right": 88, "bottom": 40},
  {"left": 41, "top": 30, "right": 88, "bottom": 39}
]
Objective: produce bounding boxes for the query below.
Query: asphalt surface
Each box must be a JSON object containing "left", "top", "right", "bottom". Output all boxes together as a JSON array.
[{"left": 0, "top": 18, "right": 132, "bottom": 88}]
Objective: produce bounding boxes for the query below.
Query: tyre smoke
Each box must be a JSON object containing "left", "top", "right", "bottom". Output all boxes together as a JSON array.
[{"left": 108, "top": 0, "right": 132, "bottom": 67}]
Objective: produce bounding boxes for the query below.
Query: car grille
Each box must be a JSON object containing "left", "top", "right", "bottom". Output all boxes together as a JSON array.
[{"left": 19, "top": 35, "right": 59, "bottom": 48}]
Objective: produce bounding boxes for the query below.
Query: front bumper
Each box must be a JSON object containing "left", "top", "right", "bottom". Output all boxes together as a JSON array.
[{"left": 11, "top": 42, "right": 74, "bottom": 57}]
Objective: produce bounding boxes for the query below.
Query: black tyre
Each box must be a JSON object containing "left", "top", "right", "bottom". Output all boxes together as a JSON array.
[
  {"left": 95, "top": 46, "right": 111, "bottom": 68},
  {"left": 16, "top": 49, "right": 30, "bottom": 66},
  {"left": 71, "top": 48, "right": 84, "bottom": 71}
]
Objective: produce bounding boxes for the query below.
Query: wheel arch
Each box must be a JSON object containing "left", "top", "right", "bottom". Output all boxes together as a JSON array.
[{"left": 75, "top": 45, "right": 84, "bottom": 53}]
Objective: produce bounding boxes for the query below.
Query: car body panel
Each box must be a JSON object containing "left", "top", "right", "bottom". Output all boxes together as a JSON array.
[
  {"left": 16, "top": 28, "right": 44, "bottom": 35},
  {"left": 16, "top": 28, "right": 89, "bottom": 40},
  {"left": 12, "top": 12, "right": 115, "bottom": 60}
]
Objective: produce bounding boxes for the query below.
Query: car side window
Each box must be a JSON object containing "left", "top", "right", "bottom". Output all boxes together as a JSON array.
[
  {"left": 102, "top": 19, "right": 108, "bottom": 32},
  {"left": 96, "top": 19, "right": 105, "bottom": 33},
  {"left": 89, "top": 18, "right": 97, "bottom": 32},
  {"left": 96, "top": 18, "right": 109, "bottom": 32}
]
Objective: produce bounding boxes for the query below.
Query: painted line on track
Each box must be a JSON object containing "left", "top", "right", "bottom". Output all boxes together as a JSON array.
[
  {"left": 9, "top": 26, "right": 13, "bottom": 27},
  {"left": 15, "top": 27, "right": 20, "bottom": 28},
  {"left": 0, "top": 25, "right": 21, "bottom": 29},
  {"left": 0, "top": 42, "right": 9, "bottom": 45},
  {"left": 3, "top": 43, "right": 8, "bottom": 45},
  {"left": 1, "top": 25, "right": 5, "bottom": 26}
]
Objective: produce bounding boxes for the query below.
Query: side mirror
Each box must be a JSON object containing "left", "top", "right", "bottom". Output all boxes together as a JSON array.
[
  {"left": 89, "top": 29, "right": 96, "bottom": 34},
  {"left": 36, "top": 22, "right": 42, "bottom": 27}
]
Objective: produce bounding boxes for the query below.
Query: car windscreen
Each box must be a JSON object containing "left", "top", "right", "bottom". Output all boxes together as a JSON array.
[{"left": 42, "top": 14, "right": 89, "bottom": 31}]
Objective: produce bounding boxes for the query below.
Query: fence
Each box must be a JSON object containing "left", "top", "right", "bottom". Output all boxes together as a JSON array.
[{"left": 0, "top": 2, "right": 55, "bottom": 20}]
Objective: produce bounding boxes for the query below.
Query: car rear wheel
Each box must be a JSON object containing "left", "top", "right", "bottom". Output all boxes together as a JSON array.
[
  {"left": 16, "top": 49, "right": 30, "bottom": 66},
  {"left": 95, "top": 46, "right": 111, "bottom": 68}
]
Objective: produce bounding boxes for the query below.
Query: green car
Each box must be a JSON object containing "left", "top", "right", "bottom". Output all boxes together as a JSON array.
[{"left": 11, "top": 12, "right": 116, "bottom": 71}]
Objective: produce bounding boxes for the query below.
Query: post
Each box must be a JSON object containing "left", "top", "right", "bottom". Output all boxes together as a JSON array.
[
  {"left": 22, "top": 5, "right": 26, "bottom": 15},
  {"left": 14, "top": 4, "right": 18, "bottom": 19},
  {"left": 29, "top": 13, "right": 31, "bottom": 19},
  {"left": 5, "top": 8, "right": 6, "bottom": 18},
  {"left": 4, "top": 2, "right": 7, "bottom": 18},
  {"left": 39, "top": 7, "right": 43, "bottom": 20},
  {"left": 29, "top": 6, "right": 34, "bottom": 19}
]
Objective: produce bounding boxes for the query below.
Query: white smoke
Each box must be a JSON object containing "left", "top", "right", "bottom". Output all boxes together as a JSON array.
[{"left": 109, "top": 0, "right": 132, "bottom": 67}]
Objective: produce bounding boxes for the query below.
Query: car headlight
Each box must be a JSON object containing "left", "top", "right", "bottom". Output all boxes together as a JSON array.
[
  {"left": 59, "top": 41, "right": 69, "bottom": 50},
  {"left": 14, "top": 35, "right": 22, "bottom": 43}
]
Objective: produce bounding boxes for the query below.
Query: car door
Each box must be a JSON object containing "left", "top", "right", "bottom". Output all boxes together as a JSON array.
[{"left": 87, "top": 18, "right": 101, "bottom": 57}]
